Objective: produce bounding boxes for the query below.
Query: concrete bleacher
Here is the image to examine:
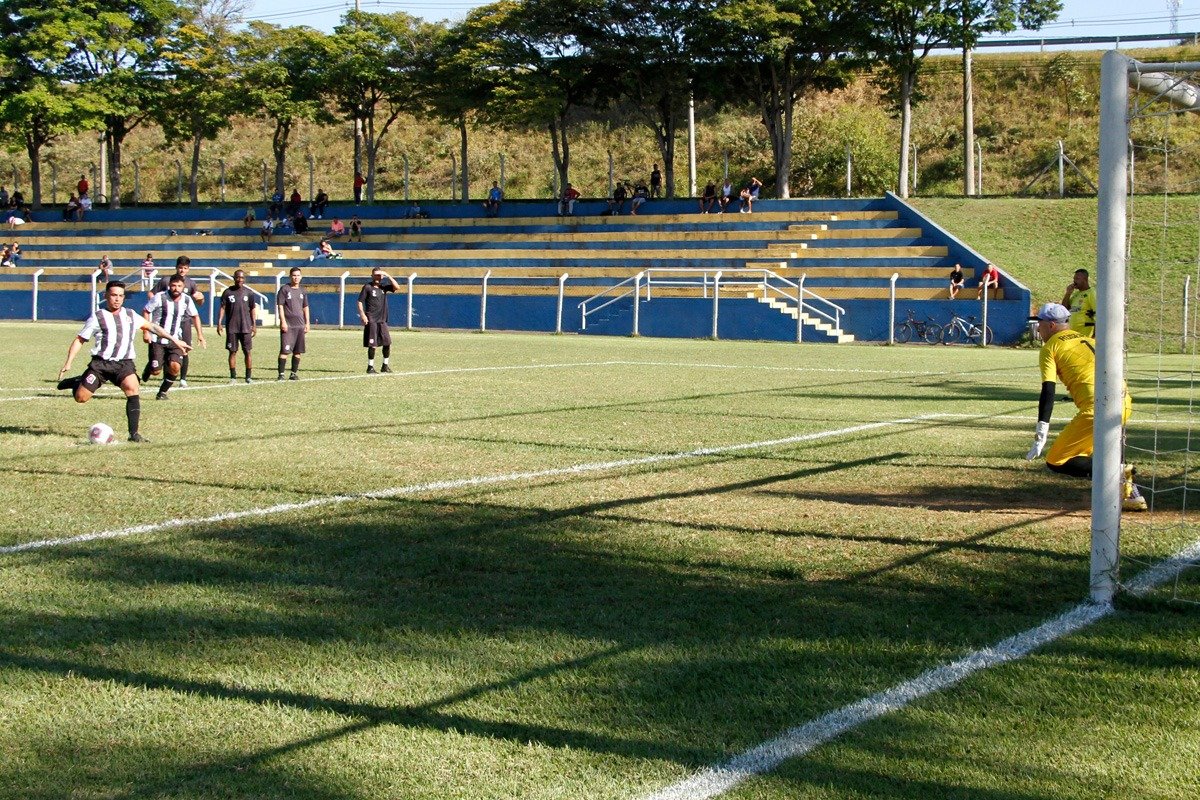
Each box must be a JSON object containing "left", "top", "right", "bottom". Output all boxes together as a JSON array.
[{"left": 0, "top": 193, "right": 1031, "bottom": 344}]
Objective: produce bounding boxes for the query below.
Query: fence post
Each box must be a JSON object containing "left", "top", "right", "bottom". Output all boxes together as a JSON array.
[
  {"left": 208, "top": 272, "right": 218, "bottom": 326},
  {"left": 845, "top": 144, "right": 852, "bottom": 197},
  {"left": 976, "top": 141, "right": 983, "bottom": 195},
  {"left": 261, "top": 161, "right": 268, "bottom": 202},
  {"left": 90, "top": 269, "right": 101, "bottom": 310},
  {"left": 51, "top": 163, "right": 57, "bottom": 205},
  {"left": 307, "top": 154, "right": 314, "bottom": 202},
  {"left": 338, "top": 270, "right": 350, "bottom": 328},
  {"left": 1058, "top": 139, "right": 1065, "bottom": 198},
  {"left": 632, "top": 272, "right": 644, "bottom": 336},
  {"left": 981, "top": 283, "right": 990, "bottom": 347},
  {"left": 32, "top": 268, "right": 44, "bottom": 321},
  {"left": 451, "top": 154, "right": 458, "bottom": 202},
  {"left": 500, "top": 154, "right": 506, "bottom": 191},
  {"left": 407, "top": 273, "right": 416, "bottom": 330},
  {"left": 220, "top": 159, "right": 226, "bottom": 204},
  {"left": 607, "top": 150, "right": 614, "bottom": 197},
  {"left": 797, "top": 273, "right": 806, "bottom": 344},
  {"left": 712, "top": 270, "right": 722, "bottom": 339},
  {"left": 175, "top": 160, "right": 183, "bottom": 204},
  {"left": 889, "top": 272, "right": 899, "bottom": 344},
  {"left": 1184, "top": 275, "right": 1192, "bottom": 350},
  {"left": 480, "top": 269, "right": 491, "bottom": 331},
  {"left": 556, "top": 273, "right": 568, "bottom": 334}
]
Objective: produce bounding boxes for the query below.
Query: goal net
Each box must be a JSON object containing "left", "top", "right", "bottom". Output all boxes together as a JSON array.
[{"left": 1094, "top": 51, "right": 1200, "bottom": 604}]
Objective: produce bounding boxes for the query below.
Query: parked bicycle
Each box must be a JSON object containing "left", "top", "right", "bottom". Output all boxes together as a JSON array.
[
  {"left": 940, "top": 312, "right": 993, "bottom": 345},
  {"left": 894, "top": 309, "right": 941, "bottom": 344}
]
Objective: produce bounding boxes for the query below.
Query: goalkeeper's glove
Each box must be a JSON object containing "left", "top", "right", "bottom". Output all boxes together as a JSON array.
[{"left": 1025, "top": 421, "right": 1050, "bottom": 460}]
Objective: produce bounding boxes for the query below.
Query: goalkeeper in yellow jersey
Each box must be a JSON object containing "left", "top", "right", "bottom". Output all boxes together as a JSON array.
[{"left": 1025, "top": 302, "right": 1146, "bottom": 510}]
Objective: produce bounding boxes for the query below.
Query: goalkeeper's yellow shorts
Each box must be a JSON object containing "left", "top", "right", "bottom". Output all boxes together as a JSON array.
[{"left": 1045, "top": 393, "right": 1132, "bottom": 466}]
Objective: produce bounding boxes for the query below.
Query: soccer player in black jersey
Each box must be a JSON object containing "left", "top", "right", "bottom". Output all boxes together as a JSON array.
[{"left": 357, "top": 268, "right": 399, "bottom": 373}]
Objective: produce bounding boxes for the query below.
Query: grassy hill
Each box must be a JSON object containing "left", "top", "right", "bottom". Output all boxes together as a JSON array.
[{"left": 12, "top": 44, "right": 1200, "bottom": 206}]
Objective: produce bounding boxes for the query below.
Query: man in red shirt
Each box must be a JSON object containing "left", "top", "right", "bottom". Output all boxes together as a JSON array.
[
  {"left": 353, "top": 171, "right": 365, "bottom": 204},
  {"left": 77, "top": 174, "right": 89, "bottom": 198},
  {"left": 977, "top": 263, "right": 1000, "bottom": 299}
]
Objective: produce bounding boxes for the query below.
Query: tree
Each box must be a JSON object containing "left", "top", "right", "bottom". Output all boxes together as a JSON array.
[
  {"left": 705, "top": 0, "right": 866, "bottom": 199},
  {"left": 477, "top": 0, "right": 606, "bottom": 194},
  {"left": 325, "top": 11, "right": 433, "bottom": 204},
  {"left": 866, "top": 1, "right": 959, "bottom": 199},
  {"left": 0, "top": 0, "right": 106, "bottom": 208},
  {"left": 53, "top": 0, "right": 180, "bottom": 208},
  {"left": 955, "top": 1, "right": 1060, "bottom": 195},
  {"left": 234, "top": 22, "right": 331, "bottom": 198},
  {"left": 583, "top": 0, "right": 701, "bottom": 199},
  {"left": 158, "top": 0, "right": 245, "bottom": 204}
]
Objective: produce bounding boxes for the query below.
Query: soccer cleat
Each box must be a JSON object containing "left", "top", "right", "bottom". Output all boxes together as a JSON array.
[
  {"left": 380, "top": 365, "right": 392, "bottom": 373},
  {"left": 277, "top": 374, "right": 285, "bottom": 381},
  {"left": 56, "top": 376, "right": 79, "bottom": 391},
  {"left": 179, "top": 380, "right": 188, "bottom": 388},
  {"left": 128, "top": 433, "right": 148, "bottom": 443},
  {"left": 289, "top": 373, "right": 299, "bottom": 381},
  {"left": 1122, "top": 465, "right": 1148, "bottom": 512},
  {"left": 366, "top": 366, "right": 376, "bottom": 374},
  {"left": 245, "top": 377, "right": 253, "bottom": 384},
  {"left": 155, "top": 392, "right": 169, "bottom": 400}
]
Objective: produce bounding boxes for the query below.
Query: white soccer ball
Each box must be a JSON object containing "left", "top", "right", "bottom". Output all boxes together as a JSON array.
[{"left": 88, "top": 422, "right": 116, "bottom": 445}]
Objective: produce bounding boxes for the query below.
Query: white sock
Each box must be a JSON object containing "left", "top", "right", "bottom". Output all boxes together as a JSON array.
[{"left": 368, "top": 359, "right": 374, "bottom": 367}]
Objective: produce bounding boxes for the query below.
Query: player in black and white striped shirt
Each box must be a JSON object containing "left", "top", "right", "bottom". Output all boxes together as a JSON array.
[
  {"left": 56, "top": 281, "right": 192, "bottom": 443},
  {"left": 142, "top": 273, "right": 207, "bottom": 400}
]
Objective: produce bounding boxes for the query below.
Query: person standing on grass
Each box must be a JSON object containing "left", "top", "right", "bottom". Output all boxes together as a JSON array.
[
  {"left": 142, "top": 274, "right": 207, "bottom": 400},
  {"left": 150, "top": 256, "right": 205, "bottom": 387},
  {"left": 1024, "top": 302, "right": 1145, "bottom": 510},
  {"left": 56, "top": 280, "right": 191, "bottom": 443},
  {"left": 1061, "top": 268, "right": 1096, "bottom": 337},
  {"left": 217, "top": 269, "right": 257, "bottom": 383},
  {"left": 358, "top": 267, "right": 398, "bottom": 374},
  {"left": 277, "top": 266, "right": 310, "bottom": 381}
]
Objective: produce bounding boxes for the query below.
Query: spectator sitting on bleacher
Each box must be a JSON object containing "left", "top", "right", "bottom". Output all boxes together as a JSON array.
[
  {"left": 977, "top": 263, "right": 1001, "bottom": 298},
  {"left": 310, "top": 189, "right": 328, "bottom": 219},
  {"left": 558, "top": 183, "right": 580, "bottom": 217},
  {"left": 260, "top": 218, "right": 274, "bottom": 245},
  {"left": 98, "top": 254, "right": 112, "bottom": 281},
  {"left": 243, "top": 207, "right": 256, "bottom": 228},
  {"left": 328, "top": 218, "right": 345, "bottom": 238},
  {"left": 287, "top": 189, "right": 302, "bottom": 217},
  {"left": 719, "top": 179, "right": 735, "bottom": 213},
  {"left": 79, "top": 194, "right": 92, "bottom": 219},
  {"left": 607, "top": 182, "right": 628, "bottom": 216},
  {"left": 739, "top": 177, "right": 762, "bottom": 213},
  {"left": 483, "top": 181, "right": 503, "bottom": 218},
  {"left": 1, "top": 245, "right": 13, "bottom": 268},
  {"left": 630, "top": 182, "right": 650, "bottom": 215},
  {"left": 268, "top": 190, "right": 284, "bottom": 220},
  {"left": 404, "top": 202, "right": 425, "bottom": 219},
  {"left": 349, "top": 215, "right": 362, "bottom": 241},
  {"left": 6, "top": 242, "right": 20, "bottom": 266},
  {"left": 63, "top": 194, "right": 80, "bottom": 221},
  {"left": 293, "top": 212, "right": 309, "bottom": 235},
  {"left": 699, "top": 181, "right": 717, "bottom": 213},
  {"left": 7, "top": 207, "right": 27, "bottom": 228},
  {"left": 310, "top": 239, "right": 341, "bottom": 260}
]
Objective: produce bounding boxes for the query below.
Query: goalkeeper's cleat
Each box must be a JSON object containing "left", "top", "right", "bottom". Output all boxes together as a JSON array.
[{"left": 1122, "top": 465, "right": 1148, "bottom": 512}]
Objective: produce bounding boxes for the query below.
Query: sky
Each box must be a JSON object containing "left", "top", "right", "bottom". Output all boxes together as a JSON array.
[{"left": 242, "top": 0, "right": 1199, "bottom": 47}]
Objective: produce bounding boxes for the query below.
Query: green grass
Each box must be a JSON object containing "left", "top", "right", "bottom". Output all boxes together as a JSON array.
[{"left": 1, "top": 323, "right": 1196, "bottom": 799}]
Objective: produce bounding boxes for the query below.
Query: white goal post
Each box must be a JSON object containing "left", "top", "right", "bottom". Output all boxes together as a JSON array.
[{"left": 1093, "top": 51, "right": 1200, "bottom": 604}]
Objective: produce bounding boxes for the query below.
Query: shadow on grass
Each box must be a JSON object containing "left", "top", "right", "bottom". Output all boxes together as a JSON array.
[{"left": 0, "top": 444, "right": 1109, "bottom": 797}]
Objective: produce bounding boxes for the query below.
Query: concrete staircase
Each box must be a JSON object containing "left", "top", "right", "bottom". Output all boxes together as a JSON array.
[{"left": 748, "top": 292, "right": 856, "bottom": 343}]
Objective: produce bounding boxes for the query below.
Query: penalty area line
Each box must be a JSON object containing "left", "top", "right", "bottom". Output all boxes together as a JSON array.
[
  {"left": 0, "top": 413, "right": 940, "bottom": 555},
  {"left": 637, "top": 540, "right": 1200, "bottom": 800}
]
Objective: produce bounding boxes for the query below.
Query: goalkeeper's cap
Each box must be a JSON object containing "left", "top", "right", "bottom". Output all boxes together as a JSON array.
[{"left": 1035, "top": 302, "right": 1070, "bottom": 323}]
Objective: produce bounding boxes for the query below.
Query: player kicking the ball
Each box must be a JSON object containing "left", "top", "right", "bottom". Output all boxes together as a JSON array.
[{"left": 57, "top": 280, "right": 192, "bottom": 443}]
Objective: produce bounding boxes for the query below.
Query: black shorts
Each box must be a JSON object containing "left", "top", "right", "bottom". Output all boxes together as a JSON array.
[
  {"left": 147, "top": 342, "right": 185, "bottom": 373},
  {"left": 363, "top": 322, "right": 391, "bottom": 348},
  {"left": 81, "top": 357, "right": 137, "bottom": 392},
  {"left": 280, "top": 326, "right": 306, "bottom": 355},
  {"left": 226, "top": 331, "right": 253, "bottom": 353}
]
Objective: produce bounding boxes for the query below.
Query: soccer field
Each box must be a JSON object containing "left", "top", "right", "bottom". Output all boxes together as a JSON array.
[{"left": 1, "top": 322, "right": 1196, "bottom": 799}]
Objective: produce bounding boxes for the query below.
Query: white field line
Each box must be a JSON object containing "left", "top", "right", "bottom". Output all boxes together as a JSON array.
[
  {"left": 639, "top": 537, "right": 1200, "bottom": 800},
  {"left": 0, "top": 395, "right": 44, "bottom": 403},
  {"left": 0, "top": 414, "right": 941, "bottom": 555}
]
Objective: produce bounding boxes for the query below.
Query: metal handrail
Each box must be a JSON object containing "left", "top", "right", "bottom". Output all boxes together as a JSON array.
[
  {"left": 579, "top": 272, "right": 643, "bottom": 330},
  {"left": 646, "top": 267, "right": 845, "bottom": 328}
]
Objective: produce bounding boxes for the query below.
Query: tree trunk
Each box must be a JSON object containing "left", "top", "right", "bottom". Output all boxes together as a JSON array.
[
  {"left": 106, "top": 124, "right": 123, "bottom": 210},
  {"left": 23, "top": 130, "right": 43, "bottom": 210},
  {"left": 272, "top": 120, "right": 290, "bottom": 197},
  {"left": 549, "top": 118, "right": 569, "bottom": 193},
  {"left": 963, "top": 46, "right": 975, "bottom": 196},
  {"left": 364, "top": 113, "right": 375, "bottom": 203},
  {"left": 459, "top": 116, "right": 470, "bottom": 204},
  {"left": 190, "top": 130, "right": 202, "bottom": 206},
  {"left": 761, "top": 64, "right": 792, "bottom": 199},
  {"left": 897, "top": 71, "right": 913, "bottom": 199}
]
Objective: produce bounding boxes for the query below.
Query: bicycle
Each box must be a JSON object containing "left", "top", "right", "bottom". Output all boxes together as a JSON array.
[
  {"left": 940, "top": 312, "right": 993, "bottom": 345},
  {"left": 894, "top": 309, "right": 941, "bottom": 344}
]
